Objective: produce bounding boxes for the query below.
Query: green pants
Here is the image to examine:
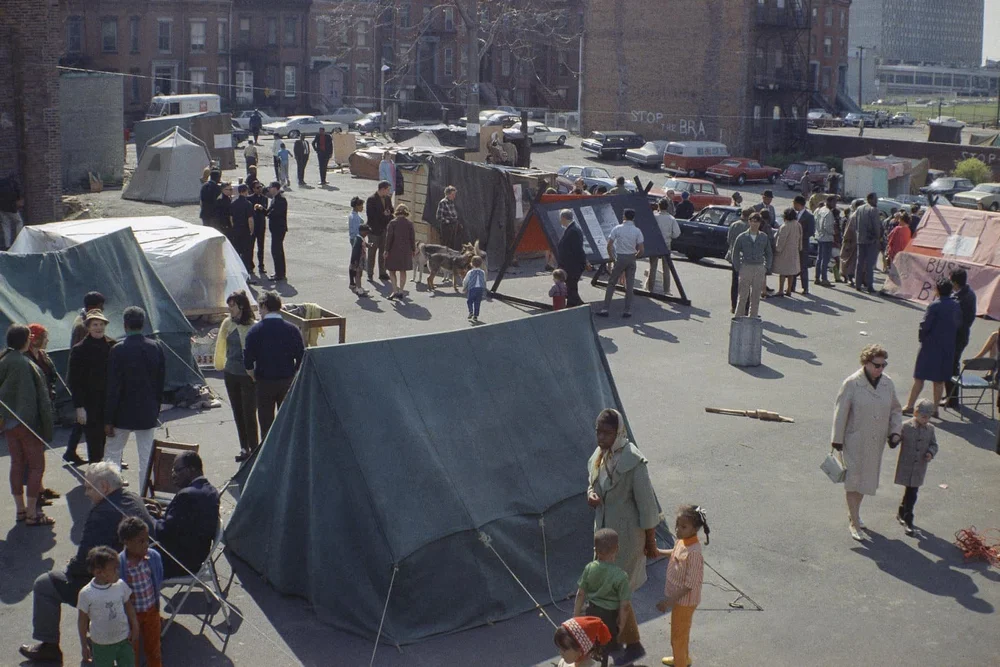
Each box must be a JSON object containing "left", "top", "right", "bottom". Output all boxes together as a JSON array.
[{"left": 92, "top": 639, "right": 134, "bottom": 667}]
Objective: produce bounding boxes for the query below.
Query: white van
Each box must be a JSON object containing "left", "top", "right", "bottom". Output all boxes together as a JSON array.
[{"left": 146, "top": 94, "right": 221, "bottom": 119}]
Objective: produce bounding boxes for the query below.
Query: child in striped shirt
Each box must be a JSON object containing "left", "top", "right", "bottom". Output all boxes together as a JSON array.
[
  {"left": 656, "top": 505, "right": 709, "bottom": 667},
  {"left": 119, "top": 517, "right": 164, "bottom": 667}
]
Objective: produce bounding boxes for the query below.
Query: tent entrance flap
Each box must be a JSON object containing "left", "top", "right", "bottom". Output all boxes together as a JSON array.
[{"left": 225, "top": 307, "right": 644, "bottom": 645}]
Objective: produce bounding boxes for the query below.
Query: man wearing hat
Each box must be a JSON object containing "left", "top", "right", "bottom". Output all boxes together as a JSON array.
[
  {"left": 266, "top": 182, "right": 289, "bottom": 281},
  {"left": 68, "top": 310, "right": 116, "bottom": 464},
  {"left": 674, "top": 191, "right": 694, "bottom": 220}
]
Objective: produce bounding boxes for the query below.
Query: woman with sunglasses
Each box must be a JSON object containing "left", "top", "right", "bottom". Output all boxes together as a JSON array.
[{"left": 831, "top": 344, "right": 903, "bottom": 540}]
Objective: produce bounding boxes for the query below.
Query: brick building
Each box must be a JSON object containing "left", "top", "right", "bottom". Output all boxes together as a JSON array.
[
  {"left": 0, "top": 0, "right": 63, "bottom": 223},
  {"left": 307, "top": 0, "right": 381, "bottom": 112},
  {"left": 808, "top": 0, "right": 852, "bottom": 110},
  {"left": 582, "top": 0, "right": 812, "bottom": 158}
]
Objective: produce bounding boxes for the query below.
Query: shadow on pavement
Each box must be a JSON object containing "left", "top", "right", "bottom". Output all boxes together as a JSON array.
[{"left": 761, "top": 334, "right": 821, "bottom": 366}]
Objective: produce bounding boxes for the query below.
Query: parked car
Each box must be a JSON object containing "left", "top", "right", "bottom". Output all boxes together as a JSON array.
[
  {"left": 457, "top": 111, "right": 519, "bottom": 128},
  {"left": 894, "top": 194, "right": 929, "bottom": 208},
  {"left": 705, "top": 158, "right": 781, "bottom": 185},
  {"left": 646, "top": 177, "right": 731, "bottom": 211},
  {"left": 951, "top": 183, "right": 1000, "bottom": 211},
  {"left": 351, "top": 113, "right": 414, "bottom": 133},
  {"left": 849, "top": 198, "right": 907, "bottom": 220},
  {"left": 581, "top": 131, "right": 645, "bottom": 159},
  {"left": 626, "top": 141, "right": 670, "bottom": 168},
  {"left": 807, "top": 109, "right": 833, "bottom": 120},
  {"left": 780, "top": 160, "right": 829, "bottom": 190},
  {"left": 232, "top": 109, "right": 282, "bottom": 130},
  {"left": 231, "top": 120, "right": 249, "bottom": 146},
  {"left": 919, "top": 177, "right": 975, "bottom": 201},
  {"left": 554, "top": 165, "right": 638, "bottom": 193},
  {"left": 320, "top": 106, "right": 365, "bottom": 125},
  {"left": 891, "top": 112, "right": 916, "bottom": 125},
  {"left": 670, "top": 205, "right": 742, "bottom": 261},
  {"left": 843, "top": 112, "right": 880, "bottom": 128},
  {"left": 661, "top": 141, "right": 730, "bottom": 177},
  {"left": 263, "top": 115, "right": 346, "bottom": 138},
  {"left": 502, "top": 121, "right": 568, "bottom": 145}
]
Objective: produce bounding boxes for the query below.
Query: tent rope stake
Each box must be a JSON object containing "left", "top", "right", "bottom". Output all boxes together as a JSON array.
[
  {"left": 538, "top": 515, "right": 570, "bottom": 613},
  {"left": 478, "top": 531, "right": 558, "bottom": 629},
  {"left": 369, "top": 564, "right": 399, "bottom": 667}
]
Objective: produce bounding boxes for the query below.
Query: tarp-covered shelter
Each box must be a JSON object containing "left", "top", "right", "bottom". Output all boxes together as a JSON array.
[
  {"left": 122, "top": 128, "right": 209, "bottom": 204},
  {"left": 226, "top": 307, "right": 638, "bottom": 645},
  {"left": 0, "top": 229, "right": 202, "bottom": 390},
  {"left": 132, "top": 111, "right": 236, "bottom": 169},
  {"left": 10, "top": 216, "right": 250, "bottom": 314},
  {"left": 843, "top": 155, "right": 914, "bottom": 199},
  {"left": 885, "top": 206, "right": 1000, "bottom": 318}
]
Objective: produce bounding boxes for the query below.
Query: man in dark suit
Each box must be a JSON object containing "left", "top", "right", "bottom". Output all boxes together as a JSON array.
[
  {"left": 199, "top": 170, "right": 222, "bottom": 228},
  {"left": 557, "top": 209, "right": 587, "bottom": 307},
  {"left": 945, "top": 268, "right": 978, "bottom": 408},
  {"left": 266, "top": 182, "right": 289, "bottom": 281},
  {"left": 312, "top": 127, "right": 334, "bottom": 185},
  {"left": 230, "top": 183, "right": 256, "bottom": 276},
  {"left": 248, "top": 180, "right": 269, "bottom": 277},
  {"left": 365, "top": 181, "right": 393, "bottom": 281},
  {"left": 791, "top": 195, "right": 815, "bottom": 294},
  {"left": 151, "top": 452, "right": 220, "bottom": 579},
  {"left": 104, "top": 306, "right": 165, "bottom": 496},
  {"left": 293, "top": 135, "right": 310, "bottom": 185}
]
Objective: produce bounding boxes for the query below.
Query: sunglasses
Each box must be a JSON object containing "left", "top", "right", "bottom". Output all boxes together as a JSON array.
[{"left": 869, "top": 361, "right": 888, "bottom": 369}]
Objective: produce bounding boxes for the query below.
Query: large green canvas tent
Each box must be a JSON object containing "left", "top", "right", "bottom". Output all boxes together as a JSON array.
[
  {"left": 0, "top": 228, "right": 201, "bottom": 390},
  {"left": 226, "top": 307, "right": 640, "bottom": 645}
]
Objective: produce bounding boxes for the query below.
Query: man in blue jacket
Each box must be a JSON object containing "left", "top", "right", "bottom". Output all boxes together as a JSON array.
[
  {"left": 557, "top": 209, "right": 587, "bottom": 307},
  {"left": 104, "top": 306, "right": 165, "bottom": 496},
  {"left": 244, "top": 291, "right": 304, "bottom": 441},
  {"left": 151, "top": 452, "right": 220, "bottom": 578},
  {"left": 791, "top": 195, "right": 816, "bottom": 295}
]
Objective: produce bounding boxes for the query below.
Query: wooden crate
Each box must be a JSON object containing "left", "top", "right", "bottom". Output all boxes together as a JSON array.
[
  {"left": 399, "top": 164, "right": 429, "bottom": 219},
  {"left": 280, "top": 306, "right": 347, "bottom": 345}
]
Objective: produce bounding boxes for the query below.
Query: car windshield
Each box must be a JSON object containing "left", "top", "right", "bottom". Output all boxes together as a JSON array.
[
  {"left": 638, "top": 142, "right": 659, "bottom": 151},
  {"left": 589, "top": 133, "right": 605, "bottom": 140},
  {"left": 720, "top": 160, "right": 741, "bottom": 168},
  {"left": 663, "top": 179, "right": 692, "bottom": 191},
  {"left": 692, "top": 208, "right": 732, "bottom": 226},
  {"left": 586, "top": 168, "right": 611, "bottom": 178},
  {"left": 929, "top": 179, "right": 955, "bottom": 188},
  {"left": 972, "top": 184, "right": 1000, "bottom": 193}
]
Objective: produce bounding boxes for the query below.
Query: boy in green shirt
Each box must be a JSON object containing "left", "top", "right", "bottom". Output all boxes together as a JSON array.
[{"left": 573, "top": 528, "right": 632, "bottom": 650}]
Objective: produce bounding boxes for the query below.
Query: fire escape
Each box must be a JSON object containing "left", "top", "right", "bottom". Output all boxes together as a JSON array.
[{"left": 750, "top": 0, "right": 812, "bottom": 155}]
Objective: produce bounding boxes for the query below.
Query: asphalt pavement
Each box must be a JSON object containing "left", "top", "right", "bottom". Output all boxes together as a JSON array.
[{"left": 1, "top": 136, "right": 998, "bottom": 667}]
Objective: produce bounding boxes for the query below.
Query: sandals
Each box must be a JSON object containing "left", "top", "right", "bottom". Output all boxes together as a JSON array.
[
  {"left": 25, "top": 513, "right": 55, "bottom": 527},
  {"left": 16, "top": 510, "right": 26, "bottom": 522}
]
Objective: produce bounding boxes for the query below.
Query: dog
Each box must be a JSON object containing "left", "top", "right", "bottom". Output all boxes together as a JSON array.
[
  {"left": 426, "top": 248, "right": 474, "bottom": 291},
  {"left": 416, "top": 240, "right": 488, "bottom": 285}
]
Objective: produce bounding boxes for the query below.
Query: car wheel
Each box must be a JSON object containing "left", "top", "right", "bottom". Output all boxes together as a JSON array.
[
  {"left": 688, "top": 169, "right": 697, "bottom": 177},
  {"left": 737, "top": 174, "right": 746, "bottom": 186},
  {"left": 991, "top": 202, "right": 1000, "bottom": 212},
  {"left": 787, "top": 183, "right": 796, "bottom": 190},
  {"left": 288, "top": 130, "right": 300, "bottom": 138},
  {"left": 685, "top": 252, "right": 703, "bottom": 262},
  {"left": 334, "top": 127, "right": 343, "bottom": 134},
  {"left": 768, "top": 173, "right": 778, "bottom": 184},
  {"left": 557, "top": 135, "right": 566, "bottom": 145},
  {"left": 589, "top": 185, "right": 600, "bottom": 195}
]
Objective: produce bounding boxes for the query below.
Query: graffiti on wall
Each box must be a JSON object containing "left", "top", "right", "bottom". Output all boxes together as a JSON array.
[
  {"left": 960, "top": 150, "right": 997, "bottom": 165},
  {"left": 630, "top": 110, "right": 711, "bottom": 140}
]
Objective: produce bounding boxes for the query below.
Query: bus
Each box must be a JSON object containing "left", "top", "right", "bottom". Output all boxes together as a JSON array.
[{"left": 146, "top": 94, "right": 221, "bottom": 119}]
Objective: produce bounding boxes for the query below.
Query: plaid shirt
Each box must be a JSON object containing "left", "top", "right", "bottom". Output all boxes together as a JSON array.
[
  {"left": 125, "top": 556, "right": 158, "bottom": 612},
  {"left": 436, "top": 197, "right": 458, "bottom": 226}
]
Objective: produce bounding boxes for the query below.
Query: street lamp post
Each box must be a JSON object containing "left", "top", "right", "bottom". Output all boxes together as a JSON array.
[{"left": 380, "top": 64, "right": 390, "bottom": 134}]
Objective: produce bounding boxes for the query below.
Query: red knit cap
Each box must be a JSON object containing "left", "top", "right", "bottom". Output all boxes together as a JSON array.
[
  {"left": 560, "top": 616, "right": 611, "bottom": 655},
  {"left": 28, "top": 323, "right": 47, "bottom": 344}
]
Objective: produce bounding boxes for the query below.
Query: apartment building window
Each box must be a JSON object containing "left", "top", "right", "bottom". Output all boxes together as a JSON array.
[
  {"left": 501, "top": 49, "right": 510, "bottom": 76},
  {"left": 822, "top": 67, "right": 831, "bottom": 91},
  {"left": 823, "top": 37, "right": 832, "bottom": 57},
  {"left": 399, "top": 3, "right": 411, "bottom": 28},
  {"left": 284, "top": 65, "right": 296, "bottom": 97},
  {"left": 840, "top": 9, "right": 846, "bottom": 28},
  {"left": 218, "top": 20, "right": 228, "bottom": 53},
  {"left": 356, "top": 80, "right": 365, "bottom": 97},
  {"left": 129, "top": 17, "right": 140, "bottom": 53},
  {"left": 239, "top": 18, "right": 251, "bottom": 46},
  {"left": 824, "top": 7, "right": 832, "bottom": 26},
  {"left": 444, "top": 47, "right": 453, "bottom": 77},
  {"left": 217, "top": 67, "right": 228, "bottom": 94},
  {"left": 267, "top": 18, "right": 278, "bottom": 46},
  {"left": 284, "top": 17, "right": 298, "bottom": 46},
  {"left": 444, "top": 8, "right": 454, "bottom": 31},
  {"left": 190, "top": 69, "right": 206, "bottom": 93},
  {"left": 357, "top": 21, "right": 368, "bottom": 47},
  {"left": 236, "top": 69, "right": 253, "bottom": 104},
  {"left": 190, "top": 20, "right": 206, "bottom": 53},
  {"left": 558, "top": 50, "right": 569, "bottom": 77},
  {"left": 129, "top": 68, "right": 141, "bottom": 103},
  {"left": 101, "top": 18, "right": 118, "bottom": 53},
  {"left": 67, "top": 16, "right": 83, "bottom": 53},
  {"left": 158, "top": 19, "right": 172, "bottom": 53}
]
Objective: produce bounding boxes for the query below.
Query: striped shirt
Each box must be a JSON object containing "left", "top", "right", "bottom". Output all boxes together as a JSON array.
[
  {"left": 124, "top": 556, "right": 158, "bottom": 612},
  {"left": 664, "top": 536, "right": 704, "bottom": 608}
]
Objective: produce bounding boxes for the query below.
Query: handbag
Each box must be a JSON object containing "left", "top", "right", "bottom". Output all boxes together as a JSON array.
[{"left": 821, "top": 448, "right": 847, "bottom": 484}]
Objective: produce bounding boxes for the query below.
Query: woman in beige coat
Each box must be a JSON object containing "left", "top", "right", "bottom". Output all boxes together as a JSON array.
[
  {"left": 831, "top": 344, "right": 903, "bottom": 540},
  {"left": 771, "top": 208, "right": 802, "bottom": 297}
]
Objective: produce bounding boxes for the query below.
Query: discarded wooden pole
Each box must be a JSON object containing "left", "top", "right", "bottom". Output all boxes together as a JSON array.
[{"left": 705, "top": 407, "right": 795, "bottom": 423}]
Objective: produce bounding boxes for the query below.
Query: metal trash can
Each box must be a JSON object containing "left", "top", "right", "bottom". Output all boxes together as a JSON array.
[{"left": 729, "top": 316, "right": 762, "bottom": 367}]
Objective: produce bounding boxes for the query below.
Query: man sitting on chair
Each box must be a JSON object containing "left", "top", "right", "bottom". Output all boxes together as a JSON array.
[{"left": 149, "top": 452, "right": 220, "bottom": 578}]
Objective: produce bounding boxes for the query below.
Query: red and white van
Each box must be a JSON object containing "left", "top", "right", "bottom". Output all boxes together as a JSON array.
[{"left": 661, "top": 141, "right": 730, "bottom": 177}]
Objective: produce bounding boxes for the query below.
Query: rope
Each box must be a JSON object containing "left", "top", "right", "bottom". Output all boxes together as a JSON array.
[
  {"left": 955, "top": 526, "right": 1000, "bottom": 566},
  {"left": 538, "top": 515, "right": 569, "bottom": 613},
  {"left": 703, "top": 560, "right": 763, "bottom": 611},
  {"left": 0, "top": 393, "right": 301, "bottom": 665},
  {"left": 478, "top": 531, "right": 558, "bottom": 629},
  {"left": 369, "top": 564, "right": 399, "bottom": 667}
]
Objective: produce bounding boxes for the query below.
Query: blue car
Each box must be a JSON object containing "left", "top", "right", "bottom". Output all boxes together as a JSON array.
[{"left": 671, "top": 205, "right": 742, "bottom": 261}]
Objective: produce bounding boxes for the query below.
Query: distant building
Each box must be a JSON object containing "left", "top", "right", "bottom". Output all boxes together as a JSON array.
[{"left": 808, "top": 0, "right": 852, "bottom": 112}]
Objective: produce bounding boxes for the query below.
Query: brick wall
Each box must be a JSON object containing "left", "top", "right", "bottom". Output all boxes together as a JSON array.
[
  {"left": 808, "top": 134, "right": 1000, "bottom": 179},
  {"left": 0, "top": 0, "right": 63, "bottom": 223},
  {"left": 581, "top": 0, "right": 753, "bottom": 154},
  {"left": 60, "top": 73, "right": 125, "bottom": 190}
]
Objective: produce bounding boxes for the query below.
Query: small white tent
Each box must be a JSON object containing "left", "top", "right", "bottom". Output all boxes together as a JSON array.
[{"left": 123, "top": 127, "right": 208, "bottom": 204}]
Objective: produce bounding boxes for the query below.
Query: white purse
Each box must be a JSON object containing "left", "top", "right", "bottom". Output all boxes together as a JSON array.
[{"left": 821, "top": 449, "right": 847, "bottom": 484}]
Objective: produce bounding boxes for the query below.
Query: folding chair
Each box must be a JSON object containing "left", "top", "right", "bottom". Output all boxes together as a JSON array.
[
  {"left": 159, "top": 517, "right": 232, "bottom": 637},
  {"left": 947, "top": 357, "right": 999, "bottom": 419},
  {"left": 144, "top": 440, "right": 200, "bottom": 503}
]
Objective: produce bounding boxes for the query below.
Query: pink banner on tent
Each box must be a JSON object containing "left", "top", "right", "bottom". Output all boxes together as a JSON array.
[{"left": 884, "top": 251, "right": 1000, "bottom": 318}]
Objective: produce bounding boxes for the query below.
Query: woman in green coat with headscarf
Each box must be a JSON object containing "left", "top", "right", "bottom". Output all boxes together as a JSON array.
[{"left": 587, "top": 408, "right": 662, "bottom": 662}]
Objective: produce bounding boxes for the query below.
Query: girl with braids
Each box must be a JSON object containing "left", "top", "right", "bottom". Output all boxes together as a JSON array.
[
  {"left": 656, "top": 505, "right": 709, "bottom": 667},
  {"left": 586, "top": 408, "right": 661, "bottom": 665}
]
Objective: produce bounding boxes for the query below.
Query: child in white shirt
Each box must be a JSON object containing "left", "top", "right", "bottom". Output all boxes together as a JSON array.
[{"left": 77, "top": 546, "right": 138, "bottom": 667}]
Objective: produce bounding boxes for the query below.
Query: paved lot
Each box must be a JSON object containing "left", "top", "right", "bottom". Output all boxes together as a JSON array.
[{"left": 1, "top": 137, "right": 998, "bottom": 666}]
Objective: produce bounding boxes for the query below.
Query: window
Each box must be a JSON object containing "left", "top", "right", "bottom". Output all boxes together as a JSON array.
[
  {"left": 239, "top": 18, "right": 250, "bottom": 46},
  {"left": 444, "top": 7, "right": 454, "bottom": 30},
  {"left": 190, "top": 20, "right": 206, "bottom": 52},
  {"left": 101, "top": 18, "right": 118, "bottom": 53},
  {"left": 357, "top": 21, "right": 368, "bottom": 46},
  {"left": 840, "top": 9, "right": 846, "bottom": 28},
  {"left": 284, "top": 65, "right": 296, "bottom": 97},
  {"left": 400, "top": 3, "right": 411, "bottom": 28},
  {"left": 824, "top": 7, "right": 832, "bottom": 26},
  {"left": 284, "top": 17, "right": 297, "bottom": 46},
  {"left": 356, "top": 80, "right": 365, "bottom": 97},
  {"left": 235, "top": 70, "right": 253, "bottom": 104},
  {"left": 67, "top": 16, "right": 83, "bottom": 53},
  {"left": 267, "top": 18, "right": 277, "bottom": 46},
  {"left": 218, "top": 19, "right": 228, "bottom": 53},
  {"left": 129, "top": 68, "right": 141, "bottom": 103},
  {"left": 217, "top": 67, "right": 228, "bottom": 94},
  {"left": 823, "top": 37, "right": 832, "bottom": 57},
  {"left": 501, "top": 49, "right": 510, "bottom": 76},
  {"left": 444, "top": 47, "right": 453, "bottom": 77},
  {"left": 822, "top": 67, "right": 831, "bottom": 90},
  {"left": 158, "top": 19, "right": 172, "bottom": 52},
  {"left": 558, "top": 50, "right": 569, "bottom": 77},
  {"left": 129, "top": 17, "right": 140, "bottom": 53},
  {"left": 190, "top": 69, "right": 206, "bottom": 93}
]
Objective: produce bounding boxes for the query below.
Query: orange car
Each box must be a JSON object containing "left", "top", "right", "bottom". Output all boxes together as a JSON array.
[{"left": 646, "top": 177, "right": 732, "bottom": 211}]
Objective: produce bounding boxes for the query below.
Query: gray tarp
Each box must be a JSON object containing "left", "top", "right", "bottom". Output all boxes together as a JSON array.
[
  {"left": 0, "top": 228, "right": 202, "bottom": 390},
  {"left": 225, "top": 307, "right": 629, "bottom": 644}
]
